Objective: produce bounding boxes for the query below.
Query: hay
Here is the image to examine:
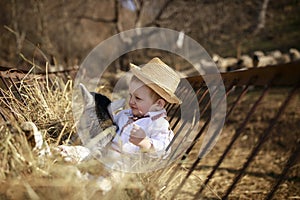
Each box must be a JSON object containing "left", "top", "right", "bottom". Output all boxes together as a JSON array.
[
  {"left": 0, "top": 74, "right": 75, "bottom": 144},
  {"left": 0, "top": 73, "right": 110, "bottom": 199},
  {"left": 0, "top": 71, "right": 164, "bottom": 199}
]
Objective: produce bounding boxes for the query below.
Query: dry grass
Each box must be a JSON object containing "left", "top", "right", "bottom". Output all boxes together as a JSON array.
[
  {"left": 0, "top": 73, "right": 109, "bottom": 199},
  {"left": 0, "top": 74, "right": 75, "bottom": 144},
  {"left": 0, "top": 71, "right": 175, "bottom": 200}
]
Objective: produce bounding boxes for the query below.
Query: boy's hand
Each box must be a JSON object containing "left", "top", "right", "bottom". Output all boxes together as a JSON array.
[{"left": 129, "top": 124, "right": 152, "bottom": 150}]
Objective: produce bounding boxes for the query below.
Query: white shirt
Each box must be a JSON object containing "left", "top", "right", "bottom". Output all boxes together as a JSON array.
[{"left": 111, "top": 109, "right": 174, "bottom": 156}]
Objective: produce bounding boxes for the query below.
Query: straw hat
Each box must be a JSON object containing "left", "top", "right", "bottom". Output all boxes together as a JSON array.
[{"left": 130, "top": 57, "right": 182, "bottom": 104}]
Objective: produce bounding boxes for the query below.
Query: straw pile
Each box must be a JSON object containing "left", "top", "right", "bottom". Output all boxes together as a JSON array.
[{"left": 0, "top": 72, "right": 179, "bottom": 200}]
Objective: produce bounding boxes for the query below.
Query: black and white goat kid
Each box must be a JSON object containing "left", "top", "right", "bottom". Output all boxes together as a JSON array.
[{"left": 78, "top": 83, "right": 117, "bottom": 156}]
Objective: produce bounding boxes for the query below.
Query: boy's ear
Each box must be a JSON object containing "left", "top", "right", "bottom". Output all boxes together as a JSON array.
[
  {"left": 149, "top": 99, "right": 166, "bottom": 112},
  {"left": 156, "top": 98, "right": 166, "bottom": 108}
]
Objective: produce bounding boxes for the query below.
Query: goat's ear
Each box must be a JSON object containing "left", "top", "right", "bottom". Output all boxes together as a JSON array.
[{"left": 79, "top": 83, "right": 95, "bottom": 107}]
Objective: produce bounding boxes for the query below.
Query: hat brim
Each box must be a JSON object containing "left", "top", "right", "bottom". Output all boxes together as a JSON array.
[{"left": 130, "top": 63, "right": 182, "bottom": 104}]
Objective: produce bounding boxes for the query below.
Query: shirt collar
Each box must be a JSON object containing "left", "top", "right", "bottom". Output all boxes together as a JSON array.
[
  {"left": 128, "top": 108, "right": 167, "bottom": 121},
  {"left": 146, "top": 109, "right": 167, "bottom": 120},
  {"left": 146, "top": 109, "right": 167, "bottom": 117}
]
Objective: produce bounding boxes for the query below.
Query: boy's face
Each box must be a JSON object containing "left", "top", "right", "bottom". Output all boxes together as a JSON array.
[{"left": 128, "top": 80, "right": 157, "bottom": 117}]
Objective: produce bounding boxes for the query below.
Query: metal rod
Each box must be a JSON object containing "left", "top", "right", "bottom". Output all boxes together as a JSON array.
[
  {"left": 169, "top": 79, "right": 229, "bottom": 200},
  {"left": 222, "top": 82, "right": 299, "bottom": 199},
  {"left": 194, "top": 78, "right": 256, "bottom": 196}
]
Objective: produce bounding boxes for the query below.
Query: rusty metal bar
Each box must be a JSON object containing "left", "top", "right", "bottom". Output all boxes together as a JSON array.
[
  {"left": 168, "top": 82, "right": 206, "bottom": 127},
  {"left": 165, "top": 89, "right": 204, "bottom": 155},
  {"left": 160, "top": 120, "right": 210, "bottom": 195},
  {"left": 222, "top": 81, "right": 300, "bottom": 199},
  {"left": 159, "top": 83, "right": 214, "bottom": 189},
  {"left": 166, "top": 78, "right": 200, "bottom": 115},
  {"left": 181, "top": 79, "right": 237, "bottom": 161},
  {"left": 162, "top": 78, "right": 235, "bottom": 191},
  {"left": 166, "top": 81, "right": 208, "bottom": 152},
  {"left": 168, "top": 93, "right": 188, "bottom": 127},
  {"left": 194, "top": 77, "right": 258, "bottom": 196},
  {"left": 169, "top": 79, "right": 230, "bottom": 200},
  {"left": 160, "top": 109, "right": 211, "bottom": 197},
  {"left": 166, "top": 79, "right": 204, "bottom": 114},
  {"left": 167, "top": 77, "right": 221, "bottom": 154}
]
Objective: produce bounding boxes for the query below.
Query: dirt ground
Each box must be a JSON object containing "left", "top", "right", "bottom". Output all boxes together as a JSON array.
[{"left": 170, "top": 87, "right": 300, "bottom": 199}]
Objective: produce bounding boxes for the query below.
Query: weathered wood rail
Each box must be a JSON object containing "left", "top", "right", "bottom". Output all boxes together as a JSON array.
[{"left": 0, "top": 61, "right": 299, "bottom": 199}]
